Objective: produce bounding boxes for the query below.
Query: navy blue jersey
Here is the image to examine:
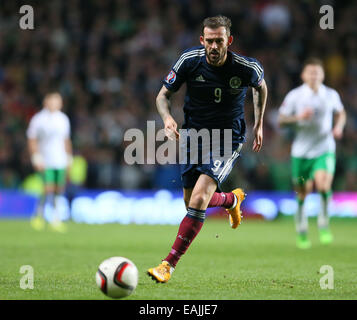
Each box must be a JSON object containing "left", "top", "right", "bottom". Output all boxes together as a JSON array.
[{"left": 163, "top": 45, "right": 264, "bottom": 143}]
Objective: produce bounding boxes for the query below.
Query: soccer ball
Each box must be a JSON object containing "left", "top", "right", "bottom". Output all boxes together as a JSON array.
[{"left": 96, "top": 256, "right": 139, "bottom": 299}]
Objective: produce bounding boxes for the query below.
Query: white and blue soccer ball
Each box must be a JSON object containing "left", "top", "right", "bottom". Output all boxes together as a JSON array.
[{"left": 96, "top": 256, "right": 138, "bottom": 299}]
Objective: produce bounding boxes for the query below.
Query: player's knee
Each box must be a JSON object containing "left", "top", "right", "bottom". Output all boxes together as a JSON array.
[
  {"left": 55, "top": 186, "right": 65, "bottom": 195},
  {"left": 315, "top": 180, "right": 329, "bottom": 194},
  {"left": 44, "top": 185, "right": 55, "bottom": 195},
  {"left": 189, "top": 192, "right": 209, "bottom": 209},
  {"left": 295, "top": 187, "right": 308, "bottom": 200},
  {"left": 316, "top": 185, "right": 330, "bottom": 194},
  {"left": 297, "top": 193, "right": 307, "bottom": 202}
]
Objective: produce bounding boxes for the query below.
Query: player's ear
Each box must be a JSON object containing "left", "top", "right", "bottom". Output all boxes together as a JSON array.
[
  {"left": 228, "top": 35, "right": 233, "bottom": 46},
  {"left": 199, "top": 35, "right": 204, "bottom": 46}
]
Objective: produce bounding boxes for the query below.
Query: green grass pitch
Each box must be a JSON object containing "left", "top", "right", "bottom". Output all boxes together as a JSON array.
[{"left": 0, "top": 217, "right": 356, "bottom": 300}]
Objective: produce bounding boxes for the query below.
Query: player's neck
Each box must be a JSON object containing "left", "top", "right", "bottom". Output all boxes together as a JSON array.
[
  {"left": 306, "top": 82, "right": 321, "bottom": 93},
  {"left": 44, "top": 107, "right": 60, "bottom": 113},
  {"left": 206, "top": 53, "right": 228, "bottom": 67}
]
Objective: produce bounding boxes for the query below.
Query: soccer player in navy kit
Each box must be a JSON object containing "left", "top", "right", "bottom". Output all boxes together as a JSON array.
[{"left": 148, "top": 16, "right": 268, "bottom": 282}]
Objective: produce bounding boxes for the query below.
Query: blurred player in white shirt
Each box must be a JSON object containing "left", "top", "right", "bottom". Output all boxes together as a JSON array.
[
  {"left": 278, "top": 58, "right": 346, "bottom": 249},
  {"left": 27, "top": 92, "right": 73, "bottom": 232}
]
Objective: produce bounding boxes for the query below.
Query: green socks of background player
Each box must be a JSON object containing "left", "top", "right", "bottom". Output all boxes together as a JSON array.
[{"left": 295, "top": 191, "right": 333, "bottom": 248}]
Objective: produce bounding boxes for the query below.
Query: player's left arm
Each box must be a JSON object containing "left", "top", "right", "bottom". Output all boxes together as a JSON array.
[
  {"left": 64, "top": 116, "right": 73, "bottom": 168},
  {"left": 65, "top": 138, "right": 73, "bottom": 168},
  {"left": 252, "top": 79, "right": 268, "bottom": 152},
  {"left": 332, "top": 109, "right": 346, "bottom": 140},
  {"left": 331, "top": 90, "right": 346, "bottom": 140}
]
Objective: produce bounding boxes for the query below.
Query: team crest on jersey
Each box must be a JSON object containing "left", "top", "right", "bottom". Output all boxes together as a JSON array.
[
  {"left": 165, "top": 70, "right": 177, "bottom": 84},
  {"left": 229, "top": 76, "right": 241, "bottom": 89}
]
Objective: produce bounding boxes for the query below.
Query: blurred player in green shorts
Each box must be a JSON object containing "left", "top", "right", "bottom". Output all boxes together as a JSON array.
[
  {"left": 27, "top": 92, "right": 73, "bottom": 232},
  {"left": 278, "top": 58, "right": 346, "bottom": 249}
]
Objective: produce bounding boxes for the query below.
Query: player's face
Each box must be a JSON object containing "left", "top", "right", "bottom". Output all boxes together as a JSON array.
[
  {"left": 301, "top": 64, "right": 325, "bottom": 88},
  {"left": 200, "top": 27, "right": 233, "bottom": 66},
  {"left": 44, "top": 94, "right": 63, "bottom": 112}
]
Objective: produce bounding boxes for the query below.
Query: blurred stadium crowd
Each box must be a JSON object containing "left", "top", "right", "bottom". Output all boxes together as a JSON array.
[{"left": 0, "top": 0, "right": 356, "bottom": 192}]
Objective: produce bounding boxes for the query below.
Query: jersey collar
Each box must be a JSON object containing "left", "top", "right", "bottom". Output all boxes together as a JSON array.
[
  {"left": 302, "top": 83, "right": 326, "bottom": 96},
  {"left": 203, "top": 50, "right": 231, "bottom": 69}
]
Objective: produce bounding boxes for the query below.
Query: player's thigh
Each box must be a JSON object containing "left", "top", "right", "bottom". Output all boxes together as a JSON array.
[
  {"left": 292, "top": 156, "right": 316, "bottom": 199},
  {"left": 314, "top": 170, "right": 333, "bottom": 192},
  {"left": 188, "top": 174, "right": 217, "bottom": 210},
  {"left": 291, "top": 156, "right": 313, "bottom": 186},
  {"left": 204, "top": 142, "right": 242, "bottom": 192},
  {"left": 42, "top": 169, "right": 56, "bottom": 194},
  {"left": 54, "top": 169, "right": 67, "bottom": 194},
  {"left": 294, "top": 179, "right": 313, "bottom": 200},
  {"left": 312, "top": 153, "right": 335, "bottom": 192}
]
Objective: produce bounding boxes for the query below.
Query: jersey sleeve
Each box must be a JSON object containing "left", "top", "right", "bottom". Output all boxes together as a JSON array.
[
  {"left": 248, "top": 58, "right": 264, "bottom": 88},
  {"left": 332, "top": 90, "right": 344, "bottom": 112},
  {"left": 26, "top": 115, "right": 39, "bottom": 139},
  {"left": 279, "top": 91, "right": 296, "bottom": 116},
  {"left": 162, "top": 52, "right": 189, "bottom": 92}
]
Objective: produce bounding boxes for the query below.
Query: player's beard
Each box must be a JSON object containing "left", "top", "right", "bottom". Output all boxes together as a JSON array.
[{"left": 206, "top": 47, "right": 227, "bottom": 66}]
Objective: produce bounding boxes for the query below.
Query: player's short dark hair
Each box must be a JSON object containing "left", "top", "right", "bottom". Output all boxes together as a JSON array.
[
  {"left": 302, "top": 57, "right": 324, "bottom": 69},
  {"left": 202, "top": 15, "right": 232, "bottom": 37}
]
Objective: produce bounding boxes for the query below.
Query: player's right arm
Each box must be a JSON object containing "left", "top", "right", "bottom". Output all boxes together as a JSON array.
[
  {"left": 27, "top": 115, "right": 44, "bottom": 172},
  {"left": 157, "top": 49, "right": 192, "bottom": 141},
  {"left": 156, "top": 85, "right": 180, "bottom": 141},
  {"left": 28, "top": 138, "right": 44, "bottom": 172},
  {"left": 278, "top": 90, "right": 312, "bottom": 127},
  {"left": 278, "top": 110, "right": 313, "bottom": 126}
]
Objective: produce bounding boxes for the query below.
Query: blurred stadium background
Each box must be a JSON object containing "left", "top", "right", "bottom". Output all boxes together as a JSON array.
[{"left": 0, "top": 0, "right": 357, "bottom": 223}]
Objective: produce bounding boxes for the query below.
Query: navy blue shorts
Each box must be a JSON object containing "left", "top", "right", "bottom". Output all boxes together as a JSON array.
[{"left": 179, "top": 129, "right": 243, "bottom": 191}]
